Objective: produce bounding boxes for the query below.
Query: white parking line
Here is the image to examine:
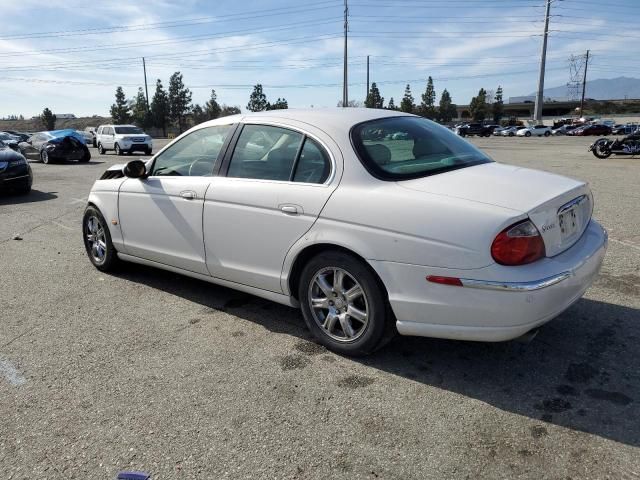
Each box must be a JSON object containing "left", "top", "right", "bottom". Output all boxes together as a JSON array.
[
  {"left": 609, "top": 237, "right": 640, "bottom": 253},
  {"left": 0, "top": 358, "right": 26, "bottom": 386}
]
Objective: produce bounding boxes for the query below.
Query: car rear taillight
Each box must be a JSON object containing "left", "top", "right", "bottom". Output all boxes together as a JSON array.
[{"left": 491, "top": 219, "right": 546, "bottom": 266}]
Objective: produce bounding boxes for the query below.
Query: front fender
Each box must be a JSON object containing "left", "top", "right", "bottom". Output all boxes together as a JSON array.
[{"left": 87, "top": 179, "right": 126, "bottom": 252}]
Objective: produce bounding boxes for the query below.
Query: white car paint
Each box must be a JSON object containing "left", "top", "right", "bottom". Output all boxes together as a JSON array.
[
  {"left": 96, "top": 124, "right": 152, "bottom": 153},
  {"left": 516, "top": 125, "right": 552, "bottom": 137},
  {"left": 87, "top": 109, "right": 607, "bottom": 342}
]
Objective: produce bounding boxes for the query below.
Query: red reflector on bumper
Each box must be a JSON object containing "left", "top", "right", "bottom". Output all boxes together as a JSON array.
[{"left": 426, "top": 275, "right": 463, "bottom": 287}]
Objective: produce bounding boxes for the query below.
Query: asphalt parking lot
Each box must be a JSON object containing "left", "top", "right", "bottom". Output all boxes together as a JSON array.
[{"left": 1, "top": 135, "right": 638, "bottom": 479}]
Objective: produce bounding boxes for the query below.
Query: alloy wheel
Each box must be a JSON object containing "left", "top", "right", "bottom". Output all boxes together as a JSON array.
[
  {"left": 86, "top": 215, "right": 107, "bottom": 264},
  {"left": 308, "top": 267, "right": 369, "bottom": 342}
]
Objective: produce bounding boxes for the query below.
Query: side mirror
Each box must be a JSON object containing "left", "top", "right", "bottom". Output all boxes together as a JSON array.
[{"left": 123, "top": 160, "right": 147, "bottom": 179}]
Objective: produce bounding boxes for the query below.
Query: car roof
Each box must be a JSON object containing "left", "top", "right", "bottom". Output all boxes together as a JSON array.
[{"left": 204, "top": 108, "right": 413, "bottom": 131}]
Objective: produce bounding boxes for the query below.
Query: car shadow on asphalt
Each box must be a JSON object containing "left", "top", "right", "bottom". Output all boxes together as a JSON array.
[
  {"left": 111, "top": 263, "right": 639, "bottom": 447},
  {"left": 0, "top": 189, "right": 57, "bottom": 205}
]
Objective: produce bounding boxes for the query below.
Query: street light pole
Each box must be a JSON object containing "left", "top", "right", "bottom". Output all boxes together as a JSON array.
[
  {"left": 533, "top": 0, "right": 551, "bottom": 122},
  {"left": 342, "top": 0, "right": 349, "bottom": 107}
]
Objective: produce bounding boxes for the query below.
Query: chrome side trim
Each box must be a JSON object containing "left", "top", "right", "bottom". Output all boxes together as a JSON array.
[
  {"left": 460, "top": 271, "right": 572, "bottom": 292},
  {"left": 558, "top": 194, "right": 587, "bottom": 214}
]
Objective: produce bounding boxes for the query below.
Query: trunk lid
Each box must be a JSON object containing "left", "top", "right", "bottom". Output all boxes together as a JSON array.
[{"left": 398, "top": 163, "right": 592, "bottom": 257}]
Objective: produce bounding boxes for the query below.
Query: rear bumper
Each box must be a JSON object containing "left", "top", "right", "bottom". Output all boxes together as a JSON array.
[{"left": 370, "top": 220, "right": 607, "bottom": 342}]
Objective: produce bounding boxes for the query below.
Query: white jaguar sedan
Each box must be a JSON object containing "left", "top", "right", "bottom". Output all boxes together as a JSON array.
[{"left": 83, "top": 109, "right": 607, "bottom": 355}]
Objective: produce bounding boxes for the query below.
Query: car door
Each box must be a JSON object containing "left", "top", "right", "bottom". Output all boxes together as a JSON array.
[
  {"left": 103, "top": 127, "right": 115, "bottom": 149},
  {"left": 118, "top": 124, "right": 234, "bottom": 275},
  {"left": 203, "top": 121, "right": 340, "bottom": 293}
]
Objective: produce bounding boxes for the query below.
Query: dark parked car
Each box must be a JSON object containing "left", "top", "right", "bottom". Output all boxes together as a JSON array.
[
  {"left": 0, "top": 140, "right": 32, "bottom": 194},
  {"left": 0, "top": 132, "right": 20, "bottom": 150},
  {"left": 456, "top": 123, "right": 493, "bottom": 137},
  {"left": 18, "top": 130, "right": 90, "bottom": 164},
  {"left": 571, "top": 124, "right": 612, "bottom": 136},
  {"left": 612, "top": 124, "right": 638, "bottom": 135},
  {"left": 3, "top": 130, "right": 30, "bottom": 142}
]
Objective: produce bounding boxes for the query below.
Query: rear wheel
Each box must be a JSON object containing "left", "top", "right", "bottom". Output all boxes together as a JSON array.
[
  {"left": 82, "top": 206, "right": 119, "bottom": 271},
  {"left": 299, "top": 251, "right": 392, "bottom": 356},
  {"left": 79, "top": 148, "right": 91, "bottom": 162},
  {"left": 544, "top": 131, "right": 551, "bottom": 137}
]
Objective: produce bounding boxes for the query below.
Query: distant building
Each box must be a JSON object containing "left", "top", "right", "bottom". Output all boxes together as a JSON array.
[{"left": 55, "top": 113, "right": 77, "bottom": 119}]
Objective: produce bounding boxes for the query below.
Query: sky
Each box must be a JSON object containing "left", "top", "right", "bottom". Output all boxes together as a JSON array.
[{"left": 0, "top": 0, "right": 638, "bottom": 118}]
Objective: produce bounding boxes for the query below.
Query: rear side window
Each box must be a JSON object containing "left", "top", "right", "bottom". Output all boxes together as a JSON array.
[
  {"left": 227, "top": 124, "right": 331, "bottom": 184},
  {"left": 292, "top": 138, "right": 331, "bottom": 184},
  {"left": 351, "top": 116, "right": 493, "bottom": 180},
  {"left": 227, "top": 125, "right": 303, "bottom": 181}
]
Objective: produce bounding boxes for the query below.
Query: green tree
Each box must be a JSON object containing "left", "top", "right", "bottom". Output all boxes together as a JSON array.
[
  {"left": 437, "top": 89, "right": 457, "bottom": 123},
  {"left": 365, "top": 82, "right": 384, "bottom": 109},
  {"left": 267, "top": 98, "right": 288, "bottom": 110},
  {"left": 168, "top": 71, "right": 192, "bottom": 133},
  {"left": 40, "top": 107, "right": 56, "bottom": 130},
  {"left": 191, "top": 104, "right": 208, "bottom": 125},
  {"left": 420, "top": 76, "right": 437, "bottom": 119},
  {"left": 247, "top": 84, "right": 268, "bottom": 112},
  {"left": 205, "top": 89, "right": 221, "bottom": 120},
  {"left": 110, "top": 86, "right": 131, "bottom": 124},
  {"left": 131, "top": 87, "right": 151, "bottom": 128},
  {"left": 469, "top": 88, "right": 488, "bottom": 122},
  {"left": 387, "top": 97, "right": 397, "bottom": 110},
  {"left": 400, "top": 84, "right": 415, "bottom": 113},
  {"left": 220, "top": 105, "right": 241, "bottom": 117},
  {"left": 150, "top": 79, "right": 169, "bottom": 137},
  {"left": 492, "top": 86, "right": 504, "bottom": 123}
]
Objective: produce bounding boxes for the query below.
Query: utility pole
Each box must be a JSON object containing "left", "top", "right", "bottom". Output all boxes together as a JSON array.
[
  {"left": 366, "top": 55, "right": 370, "bottom": 100},
  {"left": 342, "top": 0, "right": 348, "bottom": 107},
  {"left": 533, "top": 0, "right": 551, "bottom": 122},
  {"left": 579, "top": 50, "right": 590, "bottom": 118},
  {"left": 142, "top": 57, "right": 150, "bottom": 110}
]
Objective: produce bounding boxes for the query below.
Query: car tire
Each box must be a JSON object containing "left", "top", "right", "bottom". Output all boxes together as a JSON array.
[
  {"left": 98, "top": 143, "right": 105, "bottom": 155},
  {"left": 509, "top": 132, "right": 514, "bottom": 136},
  {"left": 82, "top": 206, "right": 120, "bottom": 272},
  {"left": 544, "top": 131, "right": 551, "bottom": 137},
  {"left": 145, "top": 148, "right": 152, "bottom": 155},
  {"left": 79, "top": 148, "right": 91, "bottom": 162},
  {"left": 525, "top": 131, "right": 532, "bottom": 137},
  {"left": 115, "top": 144, "right": 123, "bottom": 156},
  {"left": 298, "top": 250, "right": 393, "bottom": 356},
  {"left": 40, "top": 150, "right": 50, "bottom": 164}
]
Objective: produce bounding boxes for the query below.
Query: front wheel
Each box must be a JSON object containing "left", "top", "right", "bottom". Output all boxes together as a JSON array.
[
  {"left": 299, "top": 251, "right": 392, "bottom": 356},
  {"left": 98, "top": 143, "right": 105, "bottom": 155},
  {"left": 115, "top": 144, "right": 123, "bottom": 156},
  {"left": 591, "top": 139, "right": 612, "bottom": 159},
  {"left": 82, "top": 206, "right": 120, "bottom": 271},
  {"left": 40, "top": 150, "right": 50, "bottom": 164},
  {"left": 525, "top": 131, "right": 532, "bottom": 137},
  {"left": 544, "top": 131, "right": 551, "bottom": 137}
]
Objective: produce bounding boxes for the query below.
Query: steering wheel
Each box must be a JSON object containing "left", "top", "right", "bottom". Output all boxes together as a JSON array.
[{"left": 188, "top": 157, "right": 213, "bottom": 176}]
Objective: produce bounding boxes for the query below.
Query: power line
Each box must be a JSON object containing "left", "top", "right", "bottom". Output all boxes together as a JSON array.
[{"left": 0, "top": 1, "right": 343, "bottom": 40}]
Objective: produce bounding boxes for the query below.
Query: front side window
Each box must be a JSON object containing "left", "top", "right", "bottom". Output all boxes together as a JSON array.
[
  {"left": 351, "top": 116, "right": 493, "bottom": 180},
  {"left": 227, "top": 125, "right": 303, "bottom": 181},
  {"left": 150, "top": 124, "right": 232, "bottom": 176}
]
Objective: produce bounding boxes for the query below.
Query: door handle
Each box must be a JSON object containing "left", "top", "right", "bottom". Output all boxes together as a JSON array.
[
  {"left": 180, "top": 190, "right": 197, "bottom": 200},
  {"left": 280, "top": 205, "right": 299, "bottom": 215}
]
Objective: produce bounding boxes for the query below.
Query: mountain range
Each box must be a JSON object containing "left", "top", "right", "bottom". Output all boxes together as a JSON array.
[{"left": 526, "top": 76, "right": 640, "bottom": 101}]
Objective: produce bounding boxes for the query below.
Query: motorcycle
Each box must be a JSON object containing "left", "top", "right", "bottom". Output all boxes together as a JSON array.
[{"left": 589, "top": 132, "right": 640, "bottom": 159}]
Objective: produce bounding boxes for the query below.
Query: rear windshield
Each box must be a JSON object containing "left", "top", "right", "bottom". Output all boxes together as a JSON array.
[
  {"left": 115, "top": 126, "right": 143, "bottom": 134},
  {"left": 351, "top": 116, "right": 493, "bottom": 180}
]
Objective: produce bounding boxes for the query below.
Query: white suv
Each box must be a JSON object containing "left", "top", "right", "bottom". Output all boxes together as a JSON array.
[{"left": 96, "top": 125, "right": 153, "bottom": 155}]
